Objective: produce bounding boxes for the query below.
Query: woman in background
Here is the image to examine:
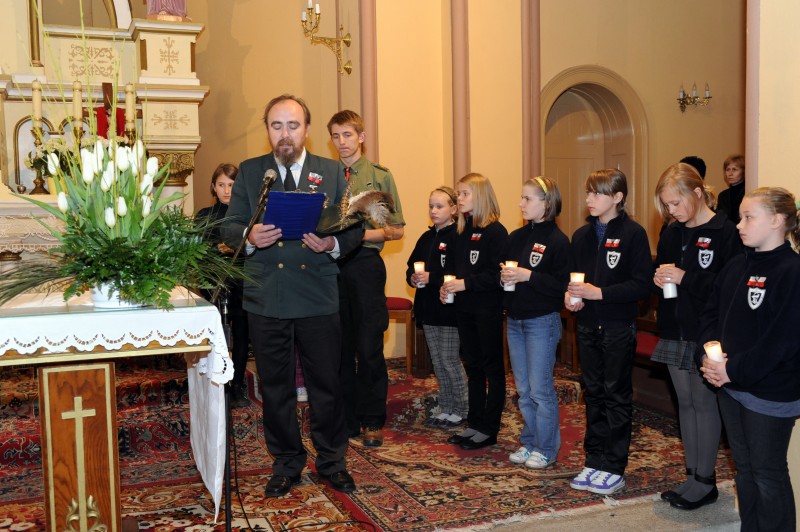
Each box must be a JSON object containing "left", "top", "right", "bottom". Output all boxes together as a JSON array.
[{"left": 197, "top": 163, "right": 250, "bottom": 406}]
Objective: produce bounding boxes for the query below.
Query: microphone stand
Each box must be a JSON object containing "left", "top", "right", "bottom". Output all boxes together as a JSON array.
[{"left": 210, "top": 172, "right": 275, "bottom": 532}]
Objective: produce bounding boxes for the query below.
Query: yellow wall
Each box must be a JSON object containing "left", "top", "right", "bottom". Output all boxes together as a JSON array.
[
  {"left": 753, "top": 1, "right": 800, "bottom": 526},
  {"left": 540, "top": 0, "right": 746, "bottom": 232}
]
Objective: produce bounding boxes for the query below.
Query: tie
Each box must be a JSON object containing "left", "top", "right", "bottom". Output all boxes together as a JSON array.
[
  {"left": 283, "top": 165, "right": 296, "bottom": 191},
  {"left": 344, "top": 166, "right": 353, "bottom": 182}
]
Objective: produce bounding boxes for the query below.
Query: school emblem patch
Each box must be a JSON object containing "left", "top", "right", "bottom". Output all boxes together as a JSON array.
[
  {"left": 747, "top": 276, "right": 766, "bottom": 310},
  {"left": 440, "top": 254, "right": 446, "bottom": 268},
  {"left": 470, "top": 250, "right": 480, "bottom": 265},
  {"left": 529, "top": 252, "right": 542, "bottom": 267},
  {"left": 698, "top": 249, "right": 714, "bottom": 269},
  {"left": 606, "top": 250, "right": 621, "bottom": 269}
]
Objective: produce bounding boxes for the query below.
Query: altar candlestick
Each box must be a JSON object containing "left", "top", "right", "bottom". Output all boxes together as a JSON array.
[
  {"left": 125, "top": 83, "right": 136, "bottom": 127},
  {"left": 32, "top": 80, "right": 43, "bottom": 130},
  {"left": 72, "top": 81, "right": 83, "bottom": 130}
]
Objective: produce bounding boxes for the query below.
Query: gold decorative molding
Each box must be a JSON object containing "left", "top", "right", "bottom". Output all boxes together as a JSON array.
[
  {"left": 151, "top": 151, "right": 194, "bottom": 187},
  {"left": 66, "top": 43, "right": 117, "bottom": 79},
  {"left": 28, "top": 0, "right": 42, "bottom": 67},
  {"left": 160, "top": 36, "right": 180, "bottom": 75},
  {"left": 151, "top": 109, "right": 190, "bottom": 130},
  {"left": 66, "top": 494, "right": 108, "bottom": 532},
  {"left": 0, "top": 251, "right": 22, "bottom": 262}
]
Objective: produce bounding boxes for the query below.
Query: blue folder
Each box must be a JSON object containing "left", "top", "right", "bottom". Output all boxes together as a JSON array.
[{"left": 263, "top": 191, "right": 326, "bottom": 240}]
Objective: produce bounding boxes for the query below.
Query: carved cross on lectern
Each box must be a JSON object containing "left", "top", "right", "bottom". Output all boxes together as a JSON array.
[{"left": 61, "top": 396, "right": 97, "bottom": 532}]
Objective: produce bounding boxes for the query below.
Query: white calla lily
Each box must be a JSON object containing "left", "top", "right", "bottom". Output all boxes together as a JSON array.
[
  {"left": 115, "top": 146, "right": 130, "bottom": 171},
  {"left": 94, "top": 140, "right": 105, "bottom": 169},
  {"left": 47, "top": 152, "right": 60, "bottom": 175},
  {"left": 100, "top": 162, "right": 115, "bottom": 192},
  {"left": 104, "top": 207, "right": 116, "bottom": 227},
  {"left": 57, "top": 192, "right": 68, "bottom": 213},
  {"left": 80, "top": 149, "right": 96, "bottom": 183},
  {"left": 117, "top": 197, "right": 128, "bottom": 216},
  {"left": 146, "top": 156, "right": 159, "bottom": 177},
  {"left": 141, "top": 195, "right": 152, "bottom": 216},
  {"left": 140, "top": 173, "right": 154, "bottom": 195}
]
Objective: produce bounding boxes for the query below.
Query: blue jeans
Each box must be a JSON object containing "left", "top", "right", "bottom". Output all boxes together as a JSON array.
[{"left": 507, "top": 312, "right": 562, "bottom": 461}]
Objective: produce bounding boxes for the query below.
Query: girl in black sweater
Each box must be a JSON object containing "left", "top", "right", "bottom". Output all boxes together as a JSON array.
[
  {"left": 406, "top": 186, "right": 467, "bottom": 429},
  {"left": 699, "top": 187, "right": 800, "bottom": 531},
  {"left": 440, "top": 173, "right": 508, "bottom": 450},
  {"left": 565, "top": 169, "right": 653, "bottom": 495},
  {"left": 652, "top": 163, "right": 741, "bottom": 510}
]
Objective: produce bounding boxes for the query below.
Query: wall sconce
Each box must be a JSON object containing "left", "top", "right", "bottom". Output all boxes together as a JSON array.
[
  {"left": 300, "top": 1, "right": 352, "bottom": 75},
  {"left": 678, "top": 82, "right": 712, "bottom": 112}
]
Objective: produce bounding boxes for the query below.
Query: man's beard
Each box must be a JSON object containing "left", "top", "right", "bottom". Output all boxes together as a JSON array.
[{"left": 274, "top": 138, "right": 300, "bottom": 166}]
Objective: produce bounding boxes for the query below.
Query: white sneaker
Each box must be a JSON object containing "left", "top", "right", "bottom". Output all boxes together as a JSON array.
[
  {"left": 569, "top": 467, "right": 599, "bottom": 490},
  {"left": 509, "top": 446, "right": 531, "bottom": 464},
  {"left": 587, "top": 470, "right": 625, "bottom": 495},
  {"left": 296, "top": 386, "right": 308, "bottom": 402},
  {"left": 524, "top": 451, "right": 555, "bottom": 469}
]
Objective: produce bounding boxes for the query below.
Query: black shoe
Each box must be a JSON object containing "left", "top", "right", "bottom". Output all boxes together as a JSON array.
[
  {"left": 661, "top": 468, "right": 695, "bottom": 501},
  {"left": 447, "top": 433, "right": 467, "bottom": 445},
  {"left": 265, "top": 474, "right": 300, "bottom": 497},
  {"left": 459, "top": 434, "right": 497, "bottom": 450},
  {"left": 320, "top": 470, "right": 356, "bottom": 493},
  {"left": 670, "top": 486, "right": 719, "bottom": 510},
  {"left": 229, "top": 386, "right": 249, "bottom": 409},
  {"left": 362, "top": 426, "right": 384, "bottom": 447}
]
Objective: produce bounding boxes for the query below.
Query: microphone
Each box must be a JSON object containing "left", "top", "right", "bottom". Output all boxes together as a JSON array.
[{"left": 258, "top": 169, "right": 278, "bottom": 204}]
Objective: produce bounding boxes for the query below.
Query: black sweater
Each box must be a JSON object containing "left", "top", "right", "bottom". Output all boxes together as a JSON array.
[
  {"left": 405, "top": 224, "right": 458, "bottom": 326},
  {"left": 503, "top": 220, "right": 570, "bottom": 320},
  {"left": 716, "top": 182, "right": 745, "bottom": 225},
  {"left": 696, "top": 242, "right": 800, "bottom": 402},
  {"left": 655, "top": 213, "right": 742, "bottom": 341},
  {"left": 452, "top": 217, "right": 507, "bottom": 315},
  {"left": 569, "top": 212, "right": 653, "bottom": 328}
]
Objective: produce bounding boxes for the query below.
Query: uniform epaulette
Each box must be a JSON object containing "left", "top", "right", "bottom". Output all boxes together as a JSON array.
[{"left": 372, "top": 162, "right": 390, "bottom": 172}]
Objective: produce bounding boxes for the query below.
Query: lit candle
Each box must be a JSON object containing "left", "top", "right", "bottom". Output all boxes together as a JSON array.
[
  {"left": 691, "top": 83, "right": 697, "bottom": 97},
  {"left": 31, "top": 79, "right": 43, "bottom": 129},
  {"left": 660, "top": 263, "right": 677, "bottom": 299},
  {"left": 125, "top": 83, "right": 135, "bottom": 126},
  {"left": 569, "top": 272, "right": 585, "bottom": 304},
  {"left": 414, "top": 262, "right": 426, "bottom": 288},
  {"left": 705, "top": 83, "right": 711, "bottom": 98},
  {"left": 503, "top": 261, "right": 518, "bottom": 292},
  {"left": 301, "top": 10, "right": 307, "bottom": 21},
  {"left": 443, "top": 275, "right": 456, "bottom": 303},
  {"left": 72, "top": 81, "right": 83, "bottom": 129},
  {"left": 703, "top": 341, "right": 724, "bottom": 362}
]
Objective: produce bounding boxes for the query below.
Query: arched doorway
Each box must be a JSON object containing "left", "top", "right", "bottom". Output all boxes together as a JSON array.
[{"left": 541, "top": 66, "right": 649, "bottom": 239}]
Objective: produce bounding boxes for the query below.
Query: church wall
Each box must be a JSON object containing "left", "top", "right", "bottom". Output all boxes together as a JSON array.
[{"left": 540, "top": 0, "right": 746, "bottom": 231}]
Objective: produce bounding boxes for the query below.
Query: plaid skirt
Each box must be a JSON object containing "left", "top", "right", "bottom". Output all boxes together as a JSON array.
[{"left": 651, "top": 338, "right": 698, "bottom": 373}]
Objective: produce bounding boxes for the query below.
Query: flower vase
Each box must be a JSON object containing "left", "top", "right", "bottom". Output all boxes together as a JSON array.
[{"left": 91, "top": 283, "right": 144, "bottom": 309}]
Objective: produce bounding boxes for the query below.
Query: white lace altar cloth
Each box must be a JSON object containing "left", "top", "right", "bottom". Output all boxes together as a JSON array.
[{"left": 0, "top": 288, "right": 231, "bottom": 521}]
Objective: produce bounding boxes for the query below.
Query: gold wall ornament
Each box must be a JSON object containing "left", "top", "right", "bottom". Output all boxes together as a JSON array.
[
  {"left": 300, "top": 3, "right": 352, "bottom": 75},
  {"left": 152, "top": 151, "right": 195, "bottom": 187},
  {"left": 677, "top": 82, "right": 712, "bottom": 112},
  {"left": 66, "top": 43, "right": 117, "bottom": 79},
  {"left": 65, "top": 495, "right": 108, "bottom": 532}
]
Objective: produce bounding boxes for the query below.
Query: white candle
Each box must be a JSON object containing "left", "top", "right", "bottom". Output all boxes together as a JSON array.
[
  {"left": 301, "top": 10, "right": 307, "bottom": 21},
  {"left": 679, "top": 85, "right": 685, "bottom": 99},
  {"left": 307, "top": 0, "right": 312, "bottom": 8},
  {"left": 691, "top": 83, "right": 697, "bottom": 97},
  {"left": 315, "top": 3, "right": 320, "bottom": 14},
  {"left": 569, "top": 272, "right": 585, "bottom": 304},
  {"left": 31, "top": 79, "right": 43, "bottom": 129},
  {"left": 705, "top": 82, "right": 711, "bottom": 98},
  {"left": 444, "top": 275, "right": 456, "bottom": 304},
  {"left": 72, "top": 81, "right": 83, "bottom": 130},
  {"left": 704, "top": 341, "right": 724, "bottom": 362},
  {"left": 503, "top": 261, "right": 518, "bottom": 292},
  {"left": 660, "top": 263, "right": 677, "bottom": 299},
  {"left": 414, "top": 262, "right": 426, "bottom": 288},
  {"left": 125, "top": 83, "right": 135, "bottom": 126}
]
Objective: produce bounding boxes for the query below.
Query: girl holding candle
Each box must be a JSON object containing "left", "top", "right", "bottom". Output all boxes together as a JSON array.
[
  {"left": 501, "top": 176, "right": 570, "bottom": 469},
  {"left": 440, "top": 173, "right": 508, "bottom": 450},
  {"left": 699, "top": 187, "right": 800, "bottom": 531},
  {"left": 565, "top": 169, "right": 653, "bottom": 495},
  {"left": 406, "top": 186, "right": 467, "bottom": 429},
  {"left": 651, "top": 163, "right": 741, "bottom": 510}
]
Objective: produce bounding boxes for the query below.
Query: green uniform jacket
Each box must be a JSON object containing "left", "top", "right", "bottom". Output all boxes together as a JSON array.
[
  {"left": 222, "top": 152, "right": 364, "bottom": 319},
  {"left": 346, "top": 156, "right": 405, "bottom": 252}
]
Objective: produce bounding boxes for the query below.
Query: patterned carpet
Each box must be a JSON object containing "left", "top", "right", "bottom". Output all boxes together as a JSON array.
[{"left": 0, "top": 358, "right": 734, "bottom": 531}]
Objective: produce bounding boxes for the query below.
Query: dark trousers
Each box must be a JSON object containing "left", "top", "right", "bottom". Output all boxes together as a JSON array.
[
  {"left": 339, "top": 247, "right": 389, "bottom": 431},
  {"left": 248, "top": 312, "right": 347, "bottom": 477},
  {"left": 230, "top": 312, "right": 250, "bottom": 389},
  {"left": 718, "top": 391, "right": 796, "bottom": 532},
  {"left": 456, "top": 310, "right": 506, "bottom": 436},
  {"left": 577, "top": 323, "right": 636, "bottom": 476}
]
